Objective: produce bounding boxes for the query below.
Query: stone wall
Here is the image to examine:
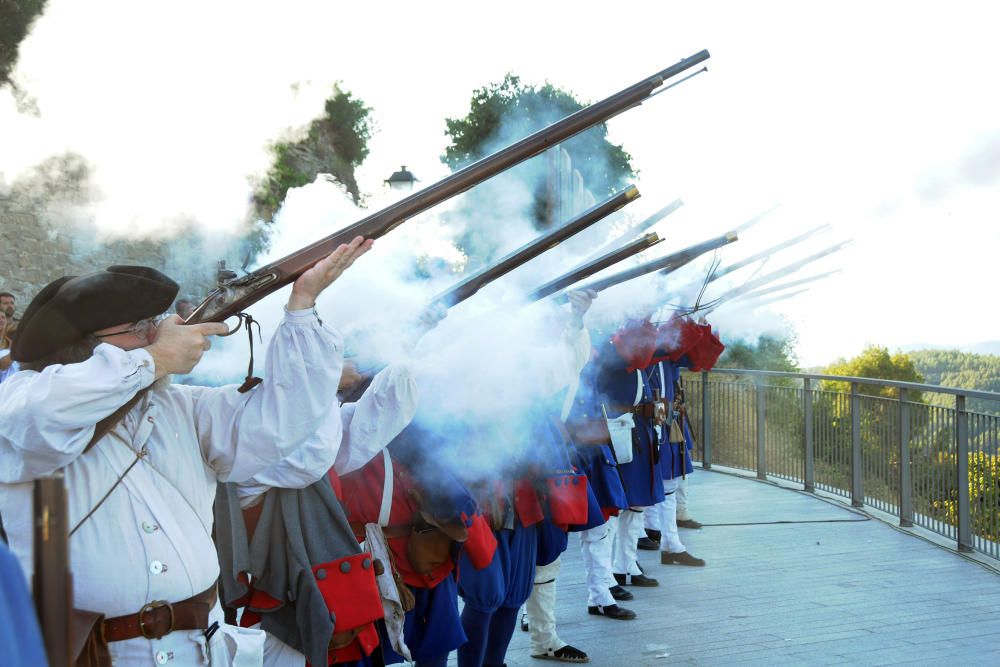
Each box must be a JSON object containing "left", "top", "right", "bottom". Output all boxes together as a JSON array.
[{"left": 0, "top": 202, "right": 239, "bottom": 311}]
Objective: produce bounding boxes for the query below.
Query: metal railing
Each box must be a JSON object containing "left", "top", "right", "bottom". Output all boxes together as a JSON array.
[{"left": 684, "top": 369, "right": 1000, "bottom": 560}]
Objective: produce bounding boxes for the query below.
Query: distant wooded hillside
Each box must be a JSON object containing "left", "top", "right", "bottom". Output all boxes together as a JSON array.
[
  {"left": 909, "top": 349, "right": 1000, "bottom": 393},
  {"left": 909, "top": 349, "right": 1000, "bottom": 414}
]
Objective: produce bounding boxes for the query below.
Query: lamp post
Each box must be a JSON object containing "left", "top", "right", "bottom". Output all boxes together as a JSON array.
[{"left": 385, "top": 165, "right": 418, "bottom": 192}]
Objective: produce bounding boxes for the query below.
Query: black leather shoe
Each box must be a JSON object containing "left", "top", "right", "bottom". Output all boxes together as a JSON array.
[
  {"left": 588, "top": 604, "right": 637, "bottom": 620},
  {"left": 521, "top": 612, "right": 529, "bottom": 632},
  {"left": 660, "top": 550, "right": 706, "bottom": 566},
  {"left": 637, "top": 536, "right": 659, "bottom": 551},
  {"left": 645, "top": 528, "right": 661, "bottom": 541},
  {"left": 613, "top": 573, "right": 659, "bottom": 587},
  {"left": 677, "top": 518, "right": 703, "bottom": 529},
  {"left": 609, "top": 585, "right": 633, "bottom": 601}
]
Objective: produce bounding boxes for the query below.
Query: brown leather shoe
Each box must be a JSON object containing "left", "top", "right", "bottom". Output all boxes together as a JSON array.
[
  {"left": 609, "top": 585, "right": 634, "bottom": 601},
  {"left": 660, "top": 550, "right": 705, "bottom": 566},
  {"left": 637, "top": 536, "right": 659, "bottom": 551},
  {"left": 588, "top": 604, "right": 637, "bottom": 620},
  {"left": 676, "top": 518, "right": 703, "bottom": 529},
  {"left": 613, "top": 573, "right": 659, "bottom": 587}
]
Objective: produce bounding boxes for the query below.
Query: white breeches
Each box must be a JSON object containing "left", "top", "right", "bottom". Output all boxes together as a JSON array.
[
  {"left": 676, "top": 476, "right": 692, "bottom": 521},
  {"left": 526, "top": 557, "right": 565, "bottom": 653},
  {"left": 579, "top": 522, "right": 615, "bottom": 607},
  {"left": 612, "top": 508, "right": 646, "bottom": 575},
  {"left": 659, "top": 479, "right": 685, "bottom": 554},
  {"left": 644, "top": 502, "right": 662, "bottom": 531}
]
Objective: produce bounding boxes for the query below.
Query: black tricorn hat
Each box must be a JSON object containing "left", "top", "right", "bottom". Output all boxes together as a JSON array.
[{"left": 11, "top": 266, "right": 179, "bottom": 363}]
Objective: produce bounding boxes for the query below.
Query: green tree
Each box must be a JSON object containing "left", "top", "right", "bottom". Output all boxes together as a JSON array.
[
  {"left": 442, "top": 74, "right": 635, "bottom": 231},
  {"left": 0, "top": 0, "right": 48, "bottom": 88},
  {"left": 908, "top": 349, "right": 1000, "bottom": 415},
  {"left": 821, "top": 345, "right": 924, "bottom": 399},
  {"left": 252, "top": 84, "right": 373, "bottom": 222},
  {"left": 717, "top": 333, "right": 800, "bottom": 372}
]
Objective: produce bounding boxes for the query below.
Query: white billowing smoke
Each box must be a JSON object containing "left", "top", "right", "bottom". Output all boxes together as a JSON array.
[
  {"left": 187, "top": 176, "right": 466, "bottom": 385},
  {"left": 1, "top": 1, "right": 353, "bottom": 240},
  {"left": 181, "top": 182, "right": 804, "bottom": 484}
]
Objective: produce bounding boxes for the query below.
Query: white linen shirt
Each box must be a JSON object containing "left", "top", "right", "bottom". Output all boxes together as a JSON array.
[
  {"left": 0, "top": 307, "right": 342, "bottom": 666},
  {"left": 236, "top": 362, "right": 419, "bottom": 508}
]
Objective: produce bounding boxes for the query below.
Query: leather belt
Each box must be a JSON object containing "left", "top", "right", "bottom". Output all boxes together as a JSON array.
[
  {"left": 100, "top": 584, "right": 217, "bottom": 642},
  {"left": 609, "top": 402, "right": 658, "bottom": 419}
]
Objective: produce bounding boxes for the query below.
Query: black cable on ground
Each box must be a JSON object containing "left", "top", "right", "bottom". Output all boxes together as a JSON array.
[{"left": 698, "top": 517, "right": 870, "bottom": 527}]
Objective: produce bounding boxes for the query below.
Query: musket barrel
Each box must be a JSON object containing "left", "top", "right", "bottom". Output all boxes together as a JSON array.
[
  {"left": 432, "top": 186, "right": 641, "bottom": 307},
  {"left": 33, "top": 474, "right": 71, "bottom": 667},
  {"left": 743, "top": 287, "right": 810, "bottom": 308},
  {"left": 714, "top": 240, "right": 849, "bottom": 301},
  {"left": 582, "top": 198, "right": 683, "bottom": 261},
  {"left": 737, "top": 270, "right": 840, "bottom": 301},
  {"left": 711, "top": 223, "right": 830, "bottom": 281},
  {"left": 187, "top": 50, "right": 710, "bottom": 324},
  {"left": 570, "top": 231, "right": 738, "bottom": 295},
  {"left": 528, "top": 232, "right": 662, "bottom": 302}
]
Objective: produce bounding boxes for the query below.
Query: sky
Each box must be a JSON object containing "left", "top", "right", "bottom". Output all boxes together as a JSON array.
[{"left": 2, "top": 0, "right": 999, "bottom": 366}]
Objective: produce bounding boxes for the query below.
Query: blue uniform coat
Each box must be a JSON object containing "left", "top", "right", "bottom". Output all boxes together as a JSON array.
[{"left": 569, "top": 339, "right": 665, "bottom": 508}]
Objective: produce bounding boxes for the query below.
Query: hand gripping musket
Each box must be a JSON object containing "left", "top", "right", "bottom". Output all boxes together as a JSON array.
[
  {"left": 431, "top": 186, "right": 641, "bottom": 308},
  {"left": 184, "top": 50, "right": 711, "bottom": 327},
  {"left": 555, "top": 231, "right": 738, "bottom": 298},
  {"left": 526, "top": 232, "right": 663, "bottom": 302}
]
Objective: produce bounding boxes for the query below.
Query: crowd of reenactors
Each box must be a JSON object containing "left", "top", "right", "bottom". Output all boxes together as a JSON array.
[{"left": 0, "top": 235, "right": 726, "bottom": 667}]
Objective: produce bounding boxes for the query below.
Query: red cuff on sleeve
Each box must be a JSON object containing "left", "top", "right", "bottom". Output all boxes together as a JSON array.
[
  {"left": 462, "top": 513, "right": 498, "bottom": 570},
  {"left": 514, "top": 478, "right": 544, "bottom": 527},
  {"left": 313, "top": 552, "right": 384, "bottom": 633}
]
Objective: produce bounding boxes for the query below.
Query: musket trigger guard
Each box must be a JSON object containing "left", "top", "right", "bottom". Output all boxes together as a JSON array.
[{"left": 219, "top": 315, "right": 244, "bottom": 337}]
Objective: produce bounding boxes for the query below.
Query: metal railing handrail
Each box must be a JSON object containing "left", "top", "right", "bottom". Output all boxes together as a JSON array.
[
  {"left": 686, "top": 367, "right": 1000, "bottom": 561},
  {"left": 703, "top": 367, "right": 1000, "bottom": 403}
]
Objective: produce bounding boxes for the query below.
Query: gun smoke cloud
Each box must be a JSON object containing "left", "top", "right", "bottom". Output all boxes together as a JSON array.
[{"left": 0, "top": 1, "right": 366, "bottom": 242}]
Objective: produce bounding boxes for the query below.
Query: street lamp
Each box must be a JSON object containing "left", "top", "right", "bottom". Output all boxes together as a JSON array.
[{"left": 385, "top": 165, "right": 418, "bottom": 192}]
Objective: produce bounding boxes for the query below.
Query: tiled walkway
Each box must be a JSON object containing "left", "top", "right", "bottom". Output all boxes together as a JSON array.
[{"left": 497, "top": 469, "right": 1000, "bottom": 666}]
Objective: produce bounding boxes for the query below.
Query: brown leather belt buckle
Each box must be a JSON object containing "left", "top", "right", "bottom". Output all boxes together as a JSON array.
[{"left": 139, "top": 600, "right": 174, "bottom": 639}]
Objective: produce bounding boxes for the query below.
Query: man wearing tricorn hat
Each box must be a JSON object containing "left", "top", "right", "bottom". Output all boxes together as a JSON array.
[{"left": 0, "top": 237, "right": 371, "bottom": 666}]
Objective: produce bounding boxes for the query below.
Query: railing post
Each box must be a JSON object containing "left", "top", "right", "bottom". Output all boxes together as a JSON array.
[
  {"left": 756, "top": 376, "right": 767, "bottom": 480},
  {"left": 898, "top": 388, "right": 913, "bottom": 527},
  {"left": 701, "top": 370, "right": 712, "bottom": 470},
  {"left": 850, "top": 382, "right": 863, "bottom": 507},
  {"left": 956, "top": 394, "right": 973, "bottom": 552},
  {"left": 804, "top": 378, "right": 815, "bottom": 492}
]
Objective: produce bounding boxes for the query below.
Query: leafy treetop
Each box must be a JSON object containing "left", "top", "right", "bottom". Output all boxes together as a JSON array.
[
  {"left": 0, "top": 0, "right": 48, "bottom": 88},
  {"left": 253, "top": 84, "right": 373, "bottom": 223},
  {"left": 442, "top": 74, "right": 635, "bottom": 227},
  {"left": 821, "top": 345, "right": 924, "bottom": 399},
  {"left": 717, "top": 334, "right": 800, "bottom": 373}
]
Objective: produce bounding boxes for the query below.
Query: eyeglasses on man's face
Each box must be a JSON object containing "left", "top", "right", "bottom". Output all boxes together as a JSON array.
[{"left": 94, "top": 316, "right": 164, "bottom": 339}]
